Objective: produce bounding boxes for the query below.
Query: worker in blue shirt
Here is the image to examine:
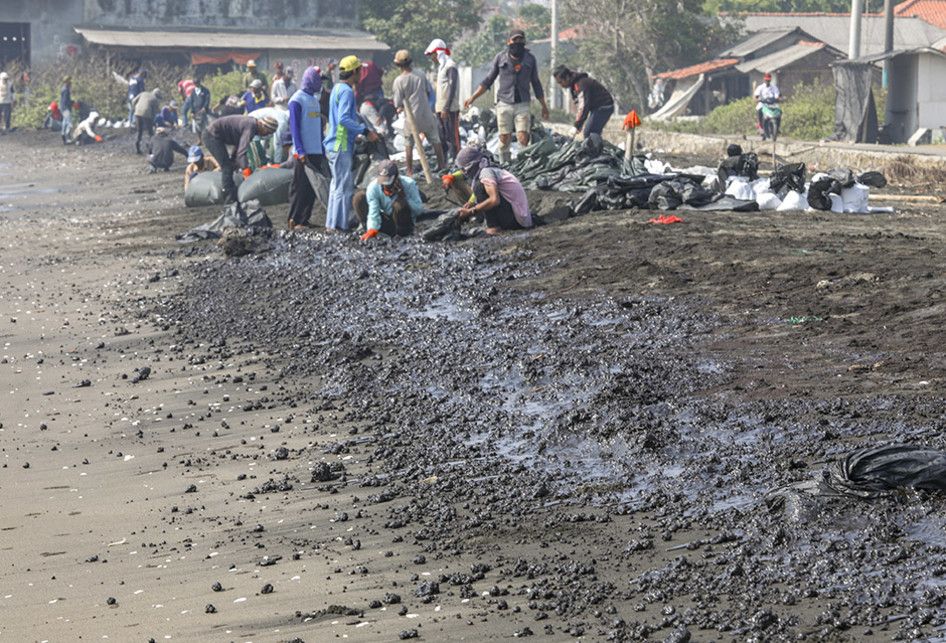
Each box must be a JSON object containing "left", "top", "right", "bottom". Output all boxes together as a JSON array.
[
  {"left": 127, "top": 69, "right": 146, "bottom": 126},
  {"left": 323, "top": 55, "right": 379, "bottom": 231},
  {"left": 354, "top": 159, "right": 423, "bottom": 239},
  {"left": 287, "top": 66, "right": 329, "bottom": 230}
]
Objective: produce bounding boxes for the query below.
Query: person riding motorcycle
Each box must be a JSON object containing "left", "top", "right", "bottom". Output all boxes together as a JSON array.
[{"left": 754, "top": 72, "right": 781, "bottom": 140}]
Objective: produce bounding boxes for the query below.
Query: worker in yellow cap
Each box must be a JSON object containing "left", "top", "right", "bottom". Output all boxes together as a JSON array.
[
  {"left": 243, "top": 59, "right": 269, "bottom": 90},
  {"left": 324, "top": 55, "right": 379, "bottom": 231}
]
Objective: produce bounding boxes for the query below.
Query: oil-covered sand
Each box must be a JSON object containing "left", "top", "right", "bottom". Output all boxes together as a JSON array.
[{"left": 1, "top": 129, "right": 945, "bottom": 642}]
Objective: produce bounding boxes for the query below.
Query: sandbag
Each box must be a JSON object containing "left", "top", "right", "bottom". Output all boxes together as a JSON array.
[
  {"left": 776, "top": 190, "right": 805, "bottom": 211},
  {"left": 756, "top": 193, "right": 782, "bottom": 211},
  {"left": 841, "top": 184, "right": 870, "bottom": 213},
  {"left": 184, "top": 171, "right": 244, "bottom": 207},
  {"left": 237, "top": 167, "right": 293, "bottom": 206}
]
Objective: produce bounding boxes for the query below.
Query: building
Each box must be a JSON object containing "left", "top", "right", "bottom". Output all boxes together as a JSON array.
[
  {"left": 651, "top": 27, "right": 844, "bottom": 120},
  {"left": 0, "top": 0, "right": 386, "bottom": 69}
]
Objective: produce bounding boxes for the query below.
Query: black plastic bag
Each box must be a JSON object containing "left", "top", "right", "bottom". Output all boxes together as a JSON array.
[
  {"left": 769, "top": 163, "right": 807, "bottom": 197},
  {"left": 718, "top": 152, "right": 759, "bottom": 184},
  {"left": 807, "top": 176, "right": 842, "bottom": 211},
  {"left": 826, "top": 167, "right": 856, "bottom": 188},
  {"left": 857, "top": 171, "right": 887, "bottom": 188}
]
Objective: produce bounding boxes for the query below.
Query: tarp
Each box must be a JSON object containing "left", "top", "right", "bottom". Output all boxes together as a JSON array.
[
  {"left": 831, "top": 62, "right": 878, "bottom": 143},
  {"left": 177, "top": 202, "right": 272, "bottom": 242},
  {"left": 651, "top": 75, "right": 705, "bottom": 122}
]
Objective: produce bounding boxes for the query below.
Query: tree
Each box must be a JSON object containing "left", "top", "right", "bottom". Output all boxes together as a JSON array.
[
  {"left": 360, "top": 0, "right": 484, "bottom": 62},
  {"left": 455, "top": 14, "right": 510, "bottom": 67},
  {"left": 519, "top": 3, "right": 551, "bottom": 41},
  {"left": 564, "top": 0, "right": 739, "bottom": 111},
  {"left": 704, "top": 0, "right": 853, "bottom": 10}
]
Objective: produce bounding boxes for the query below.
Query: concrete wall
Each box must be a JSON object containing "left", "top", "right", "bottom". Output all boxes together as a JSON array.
[
  {"left": 0, "top": 0, "right": 85, "bottom": 66},
  {"left": 886, "top": 55, "right": 918, "bottom": 143},
  {"left": 917, "top": 53, "right": 946, "bottom": 130},
  {"left": 83, "top": 0, "right": 358, "bottom": 30}
]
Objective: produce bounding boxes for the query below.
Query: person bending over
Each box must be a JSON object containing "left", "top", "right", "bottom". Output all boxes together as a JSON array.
[
  {"left": 453, "top": 146, "right": 533, "bottom": 235},
  {"left": 203, "top": 114, "right": 279, "bottom": 204},
  {"left": 354, "top": 160, "right": 423, "bottom": 240}
]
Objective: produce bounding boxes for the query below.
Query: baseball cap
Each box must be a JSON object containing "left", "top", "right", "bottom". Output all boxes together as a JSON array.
[
  {"left": 509, "top": 29, "right": 526, "bottom": 41},
  {"left": 187, "top": 145, "right": 204, "bottom": 162},
  {"left": 376, "top": 160, "right": 398, "bottom": 185}
]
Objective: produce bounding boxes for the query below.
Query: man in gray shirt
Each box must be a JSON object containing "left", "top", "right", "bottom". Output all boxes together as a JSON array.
[
  {"left": 392, "top": 49, "right": 447, "bottom": 176},
  {"left": 464, "top": 29, "right": 550, "bottom": 163}
]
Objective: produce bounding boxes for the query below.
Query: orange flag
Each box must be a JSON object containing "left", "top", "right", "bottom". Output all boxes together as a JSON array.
[{"left": 623, "top": 109, "right": 642, "bottom": 130}]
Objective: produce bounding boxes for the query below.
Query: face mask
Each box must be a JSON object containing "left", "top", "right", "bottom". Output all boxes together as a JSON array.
[{"left": 508, "top": 42, "right": 525, "bottom": 58}]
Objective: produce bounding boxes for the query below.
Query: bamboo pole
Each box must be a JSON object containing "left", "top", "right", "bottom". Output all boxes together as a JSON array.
[{"left": 402, "top": 103, "right": 434, "bottom": 185}]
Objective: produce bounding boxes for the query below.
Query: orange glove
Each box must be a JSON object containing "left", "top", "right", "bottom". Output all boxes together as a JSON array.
[
  {"left": 94, "top": 135, "right": 103, "bottom": 143},
  {"left": 360, "top": 229, "right": 379, "bottom": 241},
  {"left": 242, "top": 167, "right": 252, "bottom": 178},
  {"left": 441, "top": 174, "right": 455, "bottom": 190}
]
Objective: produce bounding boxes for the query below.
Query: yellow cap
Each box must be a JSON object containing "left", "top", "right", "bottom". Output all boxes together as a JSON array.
[{"left": 339, "top": 55, "right": 361, "bottom": 73}]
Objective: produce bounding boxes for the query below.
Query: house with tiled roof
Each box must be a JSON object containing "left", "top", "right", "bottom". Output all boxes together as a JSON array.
[{"left": 651, "top": 27, "right": 844, "bottom": 120}]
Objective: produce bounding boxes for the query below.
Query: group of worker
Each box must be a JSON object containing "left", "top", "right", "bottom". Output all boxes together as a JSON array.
[{"left": 7, "top": 27, "right": 624, "bottom": 241}]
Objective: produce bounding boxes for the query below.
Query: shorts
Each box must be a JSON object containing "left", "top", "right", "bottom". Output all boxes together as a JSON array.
[
  {"left": 496, "top": 101, "right": 531, "bottom": 136},
  {"left": 405, "top": 118, "right": 440, "bottom": 146}
]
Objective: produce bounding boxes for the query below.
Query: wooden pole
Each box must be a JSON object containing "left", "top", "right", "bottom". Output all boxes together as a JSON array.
[
  {"left": 402, "top": 103, "right": 434, "bottom": 185},
  {"left": 624, "top": 130, "right": 633, "bottom": 162}
]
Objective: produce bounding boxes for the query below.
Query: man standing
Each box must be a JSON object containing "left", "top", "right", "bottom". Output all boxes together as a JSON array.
[
  {"left": 425, "top": 38, "right": 461, "bottom": 161},
  {"left": 272, "top": 67, "right": 297, "bottom": 110},
  {"left": 464, "top": 29, "right": 549, "bottom": 163},
  {"left": 0, "top": 72, "right": 14, "bottom": 131},
  {"left": 203, "top": 114, "right": 279, "bottom": 205},
  {"left": 127, "top": 69, "right": 146, "bottom": 126},
  {"left": 60, "top": 76, "right": 74, "bottom": 145},
  {"left": 754, "top": 72, "right": 780, "bottom": 139},
  {"left": 392, "top": 49, "right": 446, "bottom": 176},
  {"left": 553, "top": 65, "right": 614, "bottom": 138},
  {"left": 183, "top": 78, "right": 211, "bottom": 143},
  {"left": 131, "top": 88, "right": 163, "bottom": 154},
  {"left": 287, "top": 67, "right": 328, "bottom": 230},
  {"left": 243, "top": 60, "right": 269, "bottom": 90},
  {"left": 324, "top": 55, "right": 379, "bottom": 232}
]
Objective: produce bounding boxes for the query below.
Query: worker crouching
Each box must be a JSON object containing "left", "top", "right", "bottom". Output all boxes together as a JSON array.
[
  {"left": 354, "top": 160, "right": 422, "bottom": 240},
  {"left": 453, "top": 147, "right": 533, "bottom": 235}
]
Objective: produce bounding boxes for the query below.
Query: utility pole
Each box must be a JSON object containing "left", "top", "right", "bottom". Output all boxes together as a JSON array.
[
  {"left": 849, "top": 0, "right": 863, "bottom": 60},
  {"left": 549, "top": 0, "right": 559, "bottom": 111},
  {"left": 883, "top": 0, "right": 895, "bottom": 88}
]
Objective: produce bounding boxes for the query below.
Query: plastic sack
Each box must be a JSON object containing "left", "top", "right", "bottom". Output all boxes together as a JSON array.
[
  {"left": 756, "top": 193, "right": 782, "bottom": 210},
  {"left": 184, "top": 171, "right": 244, "bottom": 207},
  {"left": 725, "top": 178, "right": 755, "bottom": 201},
  {"left": 237, "top": 167, "right": 293, "bottom": 206},
  {"left": 776, "top": 190, "right": 805, "bottom": 211},
  {"left": 841, "top": 184, "right": 870, "bottom": 213}
]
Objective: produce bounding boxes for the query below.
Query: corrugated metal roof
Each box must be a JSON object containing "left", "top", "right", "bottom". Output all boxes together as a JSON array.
[
  {"left": 721, "top": 27, "right": 800, "bottom": 57},
  {"left": 851, "top": 46, "right": 946, "bottom": 63},
  {"left": 736, "top": 41, "right": 838, "bottom": 73},
  {"left": 75, "top": 26, "right": 388, "bottom": 52},
  {"left": 743, "top": 14, "right": 946, "bottom": 54},
  {"left": 656, "top": 58, "right": 739, "bottom": 80}
]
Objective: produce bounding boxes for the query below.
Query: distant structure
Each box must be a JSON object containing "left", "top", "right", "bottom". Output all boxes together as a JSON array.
[{"left": 0, "top": 0, "right": 386, "bottom": 69}]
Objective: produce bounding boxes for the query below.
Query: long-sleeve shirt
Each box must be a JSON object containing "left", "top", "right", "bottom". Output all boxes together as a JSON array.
[
  {"left": 128, "top": 75, "right": 145, "bottom": 101},
  {"left": 392, "top": 71, "right": 438, "bottom": 133},
  {"left": 148, "top": 134, "right": 188, "bottom": 169},
  {"left": 569, "top": 73, "right": 614, "bottom": 129},
  {"left": 271, "top": 78, "right": 297, "bottom": 108},
  {"left": 243, "top": 90, "right": 270, "bottom": 113},
  {"left": 479, "top": 49, "right": 544, "bottom": 105},
  {"left": 60, "top": 85, "right": 72, "bottom": 112},
  {"left": 132, "top": 91, "right": 160, "bottom": 118},
  {"left": 288, "top": 89, "right": 323, "bottom": 157},
  {"left": 364, "top": 176, "right": 423, "bottom": 231},
  {"left": 324, "top": 83, "right": 365, "bottom": 153},
  {"left": 205, "top": 115, "right": 259, "bottom": 169}
]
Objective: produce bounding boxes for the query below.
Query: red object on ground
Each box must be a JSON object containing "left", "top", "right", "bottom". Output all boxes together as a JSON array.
[{"left": 648, "top": 214, "right": 684, "bottom": 225}]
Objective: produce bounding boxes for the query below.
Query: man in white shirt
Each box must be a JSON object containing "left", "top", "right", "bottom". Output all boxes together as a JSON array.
[{"left": 754, "top": 72, "right": 780, "bottom": 134}]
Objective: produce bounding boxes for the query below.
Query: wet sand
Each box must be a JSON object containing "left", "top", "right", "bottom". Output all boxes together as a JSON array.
[{"left": 1, "top": 129, "right": 945, "bottom": 642}]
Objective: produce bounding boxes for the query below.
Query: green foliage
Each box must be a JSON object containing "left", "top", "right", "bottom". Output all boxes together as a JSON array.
[
  {"left": 780, "top": 81, "right": 835, "bottom": 140},
  {"left": 653, "top": 81, "right": 837, "bottom": 141},
  {"left": 360, "top": 0, "right": 484, "bottom": 62},
  {"left": 456, "top": 14, "right": 509, "bottom": 67},
  {"left": 519, "top": 3, "right": 551, "bottom": 41},
  {"left": 203, "top": 71, "right": 245, "bottom": 106}
]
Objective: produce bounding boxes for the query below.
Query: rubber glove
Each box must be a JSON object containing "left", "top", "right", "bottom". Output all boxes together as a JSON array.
[
  {"left": 242, "top": 167, "right": 252, "bottom": 178},
  {"left": 360, "top": 228, "right": 379, "bottom": 241},
  {"left": 94, "top": 135, "right": 103, "bottom": 142}
]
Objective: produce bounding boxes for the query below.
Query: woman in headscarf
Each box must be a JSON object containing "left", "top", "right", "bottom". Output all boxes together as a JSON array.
[
  {"left": 452, "top": 146, "right": 533, "bottom": 235},
  {"left": 287, "top": 66, "right": 329, "bottom": 230}
]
